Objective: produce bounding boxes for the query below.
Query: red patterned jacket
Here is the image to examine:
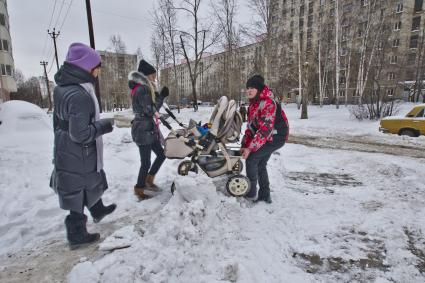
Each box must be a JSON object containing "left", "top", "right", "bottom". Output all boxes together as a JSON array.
[{"left": 241, "top": 86, "right": 289, "bottom": 152}]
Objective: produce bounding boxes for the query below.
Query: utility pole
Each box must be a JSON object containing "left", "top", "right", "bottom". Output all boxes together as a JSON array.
[
  {"left": 85, "top": 0, "right": 102, "bottom": 112},
  {"left": 40, "top": 61, "right": 53, "bottom": 112},
  {"left": 48, "top": 28, "right": 60, "bottom": 72}
]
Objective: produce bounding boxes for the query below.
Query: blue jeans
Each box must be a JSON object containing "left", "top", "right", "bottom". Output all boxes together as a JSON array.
[{"left": 245, "top": 135, "right": 285, "bottom": 199}]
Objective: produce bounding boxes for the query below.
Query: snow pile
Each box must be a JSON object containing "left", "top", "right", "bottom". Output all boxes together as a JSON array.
[
  {"left": 1, "top": 103, "right": 425, "bottom": 282},
  {"left": 0, "top": 100, "right": 51, "bottom": 134}
]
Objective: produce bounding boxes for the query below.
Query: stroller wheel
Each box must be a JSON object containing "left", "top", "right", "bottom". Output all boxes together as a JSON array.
[
  {"left": 226, "top": 174, "right": 250, "bottom": 197},
  {"left": 178, "top": 161, "right": 192, "bottom": 176},
  {"left": 232, "top": 160, "right": 243, "bottom": 173}
]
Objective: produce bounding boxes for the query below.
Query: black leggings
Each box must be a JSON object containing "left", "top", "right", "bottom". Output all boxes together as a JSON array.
[{"left": 137, "top": 140, "right": 166, "bottom": 187}]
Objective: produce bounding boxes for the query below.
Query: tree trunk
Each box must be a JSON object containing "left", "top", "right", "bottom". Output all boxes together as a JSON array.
[{"left": 301, "top": 63, "right": 309, "bottom": 119}]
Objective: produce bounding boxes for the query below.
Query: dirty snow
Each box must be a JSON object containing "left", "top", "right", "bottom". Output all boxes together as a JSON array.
[{"left": 1, "top": 101, "right": 425, "bottom": 282}]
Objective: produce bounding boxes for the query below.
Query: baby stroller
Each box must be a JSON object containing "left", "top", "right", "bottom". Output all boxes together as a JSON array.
[{"left": 160, "top": 96, "right": 250, "bottom": 197}]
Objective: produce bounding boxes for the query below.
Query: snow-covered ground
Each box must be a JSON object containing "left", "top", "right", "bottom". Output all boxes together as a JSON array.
[{"left": 1, "top": 101, "right": 425, "bottom": 282}]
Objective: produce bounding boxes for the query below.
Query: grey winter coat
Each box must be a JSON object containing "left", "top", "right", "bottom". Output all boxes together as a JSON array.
[
  {"left": 51, "top": 62, "right": 112, "bottom": 213},
  {"left": 128, "top": 71, "right": 165, "bottom": 146}
]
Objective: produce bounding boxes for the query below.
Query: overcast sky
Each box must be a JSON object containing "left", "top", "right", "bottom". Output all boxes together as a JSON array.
[{"left": 8, "top": 0, "right": 252, "bottom": 79}]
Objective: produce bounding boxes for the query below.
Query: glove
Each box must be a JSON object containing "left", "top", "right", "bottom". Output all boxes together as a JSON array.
[
  {"left": 97, "top": 118, "right": 114, "bottom": 135},
  {"left": 160, "top": 86, "right": 169, "bottom": 98}
]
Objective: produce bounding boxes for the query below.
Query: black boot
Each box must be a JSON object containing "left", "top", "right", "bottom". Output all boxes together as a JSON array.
[
  {"left": 89, "top": 199, "right": 117, "bottom": 223},
  {"left": 65, "top": 213, "right": 100, "bottom": 250},
  {"left": 256, "top": 195, "right": 272, "bottom": 204}
]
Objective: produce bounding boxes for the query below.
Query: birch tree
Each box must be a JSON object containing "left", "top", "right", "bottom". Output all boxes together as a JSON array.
[
  {"left": 153, "top": 0, "right": 182, "bottom": 108},
  {"left": 247, "top": 0, "right": 272, "bottom": 81},
  {"left": 212, "top": 0, "right": 243, "bottom": 100},
  {"left": 354, "top": 0, "right": 384, "bottom": 104},
  {"left": 176, "top": 0, "right": 220, "bottom": 111}
]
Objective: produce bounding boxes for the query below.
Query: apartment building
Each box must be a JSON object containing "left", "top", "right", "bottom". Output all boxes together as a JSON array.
[
  {"left": 161, "top": 0, "right": 425, "bottom": 105},
  {"left": 0, "top": 0, "right": 16, "bottom": 103},
  {"left": 98, "top": 51, "right": 137, "bottom": 111}
]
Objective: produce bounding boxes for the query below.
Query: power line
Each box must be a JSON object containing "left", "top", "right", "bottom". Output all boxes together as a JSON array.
[
  {"left": 41, "top": 0, "right": 58, "bottom": 60},
  {"left": 58, "top": 0, "right": 74, "bottom": 30},
  {"left": 48, "top": 0, "right": 58, "bottom": 29},
  {"left": 47, "top": 52, "right": 56, "bottom": 75},
  {"left": 53, "top": 0, "right": 66, "bottom": 29}
]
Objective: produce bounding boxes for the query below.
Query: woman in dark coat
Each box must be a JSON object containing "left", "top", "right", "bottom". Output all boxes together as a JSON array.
[
  {"left": 241, "top": 75, "right": 289, "bottom": 203},
  {"left": 52, "top": 42, "right": 116, "bottom": 249},
  {"left": 129, "top": 60, "right": 169, "bottom": 199}
]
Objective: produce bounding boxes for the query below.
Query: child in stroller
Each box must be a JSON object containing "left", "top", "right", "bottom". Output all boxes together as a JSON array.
[{"left": 159, "top": 96, "right": 250, "bottom": 197}]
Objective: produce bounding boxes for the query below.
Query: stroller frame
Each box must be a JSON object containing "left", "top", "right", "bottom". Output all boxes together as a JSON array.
[{"left": 160, "top": 97, "right": 251, "bottom": 197}]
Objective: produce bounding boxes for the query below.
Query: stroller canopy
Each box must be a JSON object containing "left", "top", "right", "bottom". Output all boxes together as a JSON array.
[{"left": 209, "top": 96, "right": 243, "bottom": 143}]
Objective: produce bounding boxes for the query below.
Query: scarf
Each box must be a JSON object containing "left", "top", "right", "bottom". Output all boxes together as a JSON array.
[{"left": 80, "top": 82, "right": 104, "bottom": 172}]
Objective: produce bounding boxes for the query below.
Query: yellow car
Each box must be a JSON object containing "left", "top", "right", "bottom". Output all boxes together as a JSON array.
[{"left": 379, "top": 104, "right": 425, "bottom": 137}]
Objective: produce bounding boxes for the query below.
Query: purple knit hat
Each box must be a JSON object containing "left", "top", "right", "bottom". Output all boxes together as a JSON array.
[{"left": 65, "top": 42, "right": 101, "bottom": 72}]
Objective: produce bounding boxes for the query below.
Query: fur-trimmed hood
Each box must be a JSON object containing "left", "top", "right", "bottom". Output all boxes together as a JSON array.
[{"left": 128, "top": 71, "right": 154, "bottom": 90}]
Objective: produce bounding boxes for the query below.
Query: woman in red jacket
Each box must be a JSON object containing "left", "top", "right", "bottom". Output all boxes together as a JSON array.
[{"left": 241, "top": 75, "right": 289, "bottom": 203}]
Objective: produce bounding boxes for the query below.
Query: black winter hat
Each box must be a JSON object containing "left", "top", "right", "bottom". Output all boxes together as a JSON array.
[
  {"left": 138, "top": 59, "right": 156, "bottom": 76},
  {"left": 246, "top": 75, "right": 265, "bottom": 92}
]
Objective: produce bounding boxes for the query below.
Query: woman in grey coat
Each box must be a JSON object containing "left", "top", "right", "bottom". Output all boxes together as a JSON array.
[{"left": 52, "top": 42, "right": 116, "bottom": 249}]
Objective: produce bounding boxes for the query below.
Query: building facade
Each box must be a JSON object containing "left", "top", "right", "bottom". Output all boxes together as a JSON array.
[
  {"left": 98, "top": 51, "right": 137, "bottom": 111},
  {"left": 0, "top": 0, "right": 17, "bottom": 103},
  {"left": 161, "top": 0, "right": 425, "bottom": 105}
]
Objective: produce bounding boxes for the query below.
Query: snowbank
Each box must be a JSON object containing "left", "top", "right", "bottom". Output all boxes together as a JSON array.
[
  {"left": 0, "top": 100, "right": 51, "bottom": 135},
  {"left": 1, "top": 102, "right": 425, "bottom": 282}
]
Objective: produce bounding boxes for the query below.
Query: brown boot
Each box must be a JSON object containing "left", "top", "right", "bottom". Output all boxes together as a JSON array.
[
  {"left": 145, "top": 174, "right": 160, "bottom": 191},
  {"left": 134, "top": 186, "right": 151, "bottom": 200}
]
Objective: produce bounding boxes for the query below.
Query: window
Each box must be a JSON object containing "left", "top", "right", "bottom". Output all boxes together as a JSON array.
[
  {"left": 393, "top": 38, "right": 400, "bottom": 47},
  {"left": 340, "top": 47, "right": 348, "bottom": 56},
  {"left": 308, "top": 15, "right": 313, "bottom": 27},
  {"left": 299, "top": 18, "right": 304, "bottom": 28},
  {"left": 291, "top": 8, "right": 295, "bottom": 17},
  {"left": 394, "top": 21, "right": 401, "bottom": 30},
  {"left": 320, "top": 0, "right": 326, "bottom": 6},
  {"left": 343, "top": 3, "right": 353, "bottom": 13},
  {"left": 1, "top": 40, "right": 8, "bottom": 51},
  {"left": 0, "top": 14, "right": 5, "bottom": 26},
  {"left": 5, "top": 65, "right": 11, "bottom": 76},
  {"left": 416, "top": 108, "right": 424, "bottom": 117},
  {"left": 388, "top": 72, "right": 395, "bottom": 80},
  {"left": 390, "top": 55, "right": 398, "bottom": 64},
  {"left": 339, "top": 90, "right": 345, "bottom": 97},
  {"left": 307, "top": 40, "right": 312, "bottom": 51},
  {"left": 412, "top": 17, "right": 421, "bottom": 31},
  {"left": 406, "top": 69, "right": 415, "bottom": 80},
  {"left": 407, "top": 53, "right": 416, "bottom": 65},
  {"left": 387, "top": 88, "right": 395, "bottom": 97},
  {"left": 330, "top": 8, "right": 335, "bottom": 17},
  {"left": 308, "top": 3, "right": 313, "bottom": 14},
  {"left": 307, "top": 29, "right": 312, "bottom": 39},
  {"left": 414, "top": 0, "right": 423, "bottom": 12},
  {"left": 410, "top": 34, "right": 419, "bottom": 48},
  {"left": 300, "top": 5, "right": 305, "bottom": 16},
  {"left": 396, "top": 3, "right": 403, "bottom": 13},
  {"left": 0, "top": 64, "right": 5, "bottom": 75},
  {"left": 358, "top": 21, "right": 367, "bottom": 37},
  {"left": 361, "top": 0, "right": 368, "bottom": 6}
]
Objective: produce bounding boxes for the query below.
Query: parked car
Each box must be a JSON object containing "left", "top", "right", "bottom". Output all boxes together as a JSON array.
[{"left": 379, "top": 104, "right": 425, "bottom": 137}]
